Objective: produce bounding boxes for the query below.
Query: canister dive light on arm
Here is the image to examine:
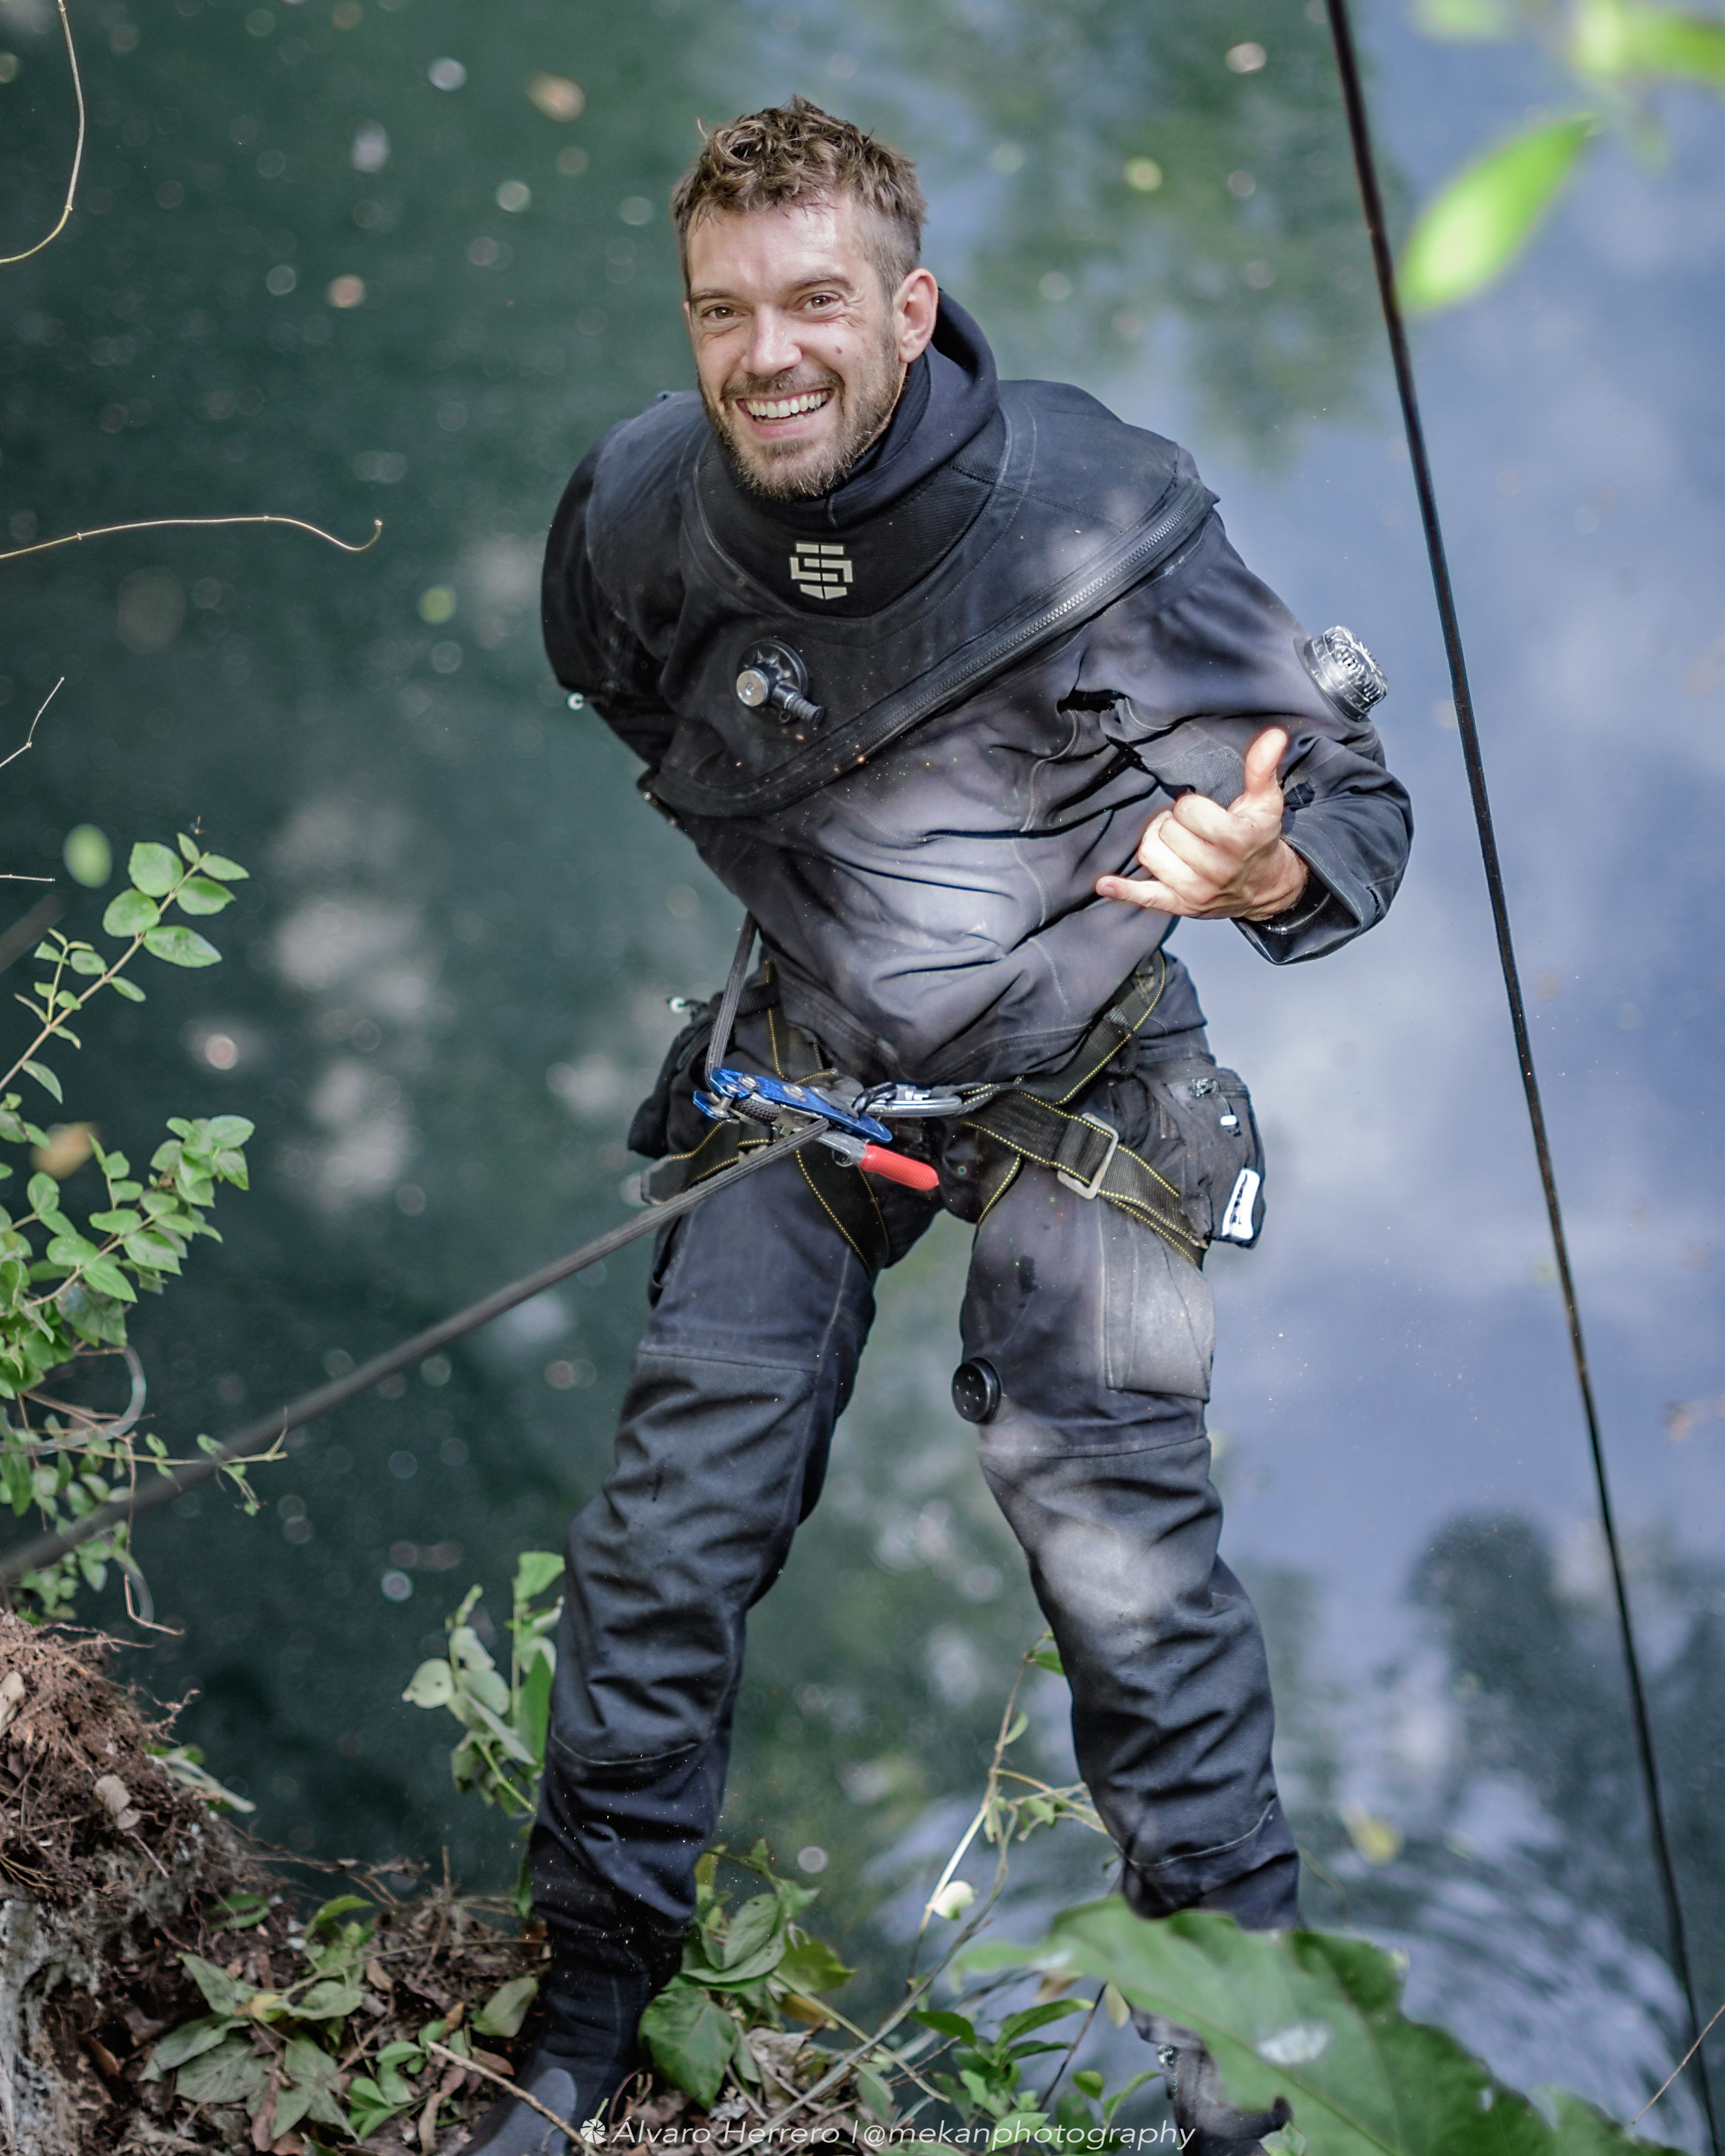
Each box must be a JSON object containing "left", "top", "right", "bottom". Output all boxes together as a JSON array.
[{"left": 694, "top": 1066, "right": 942, "bottom": 1192}]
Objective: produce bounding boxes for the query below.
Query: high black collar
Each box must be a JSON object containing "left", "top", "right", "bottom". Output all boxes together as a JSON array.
[{"left": 694, "top": 294, "right": 1003, "bottom": 614}]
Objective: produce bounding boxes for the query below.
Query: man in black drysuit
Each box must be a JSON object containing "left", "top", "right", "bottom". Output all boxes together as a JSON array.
[{"left": 457, "top": 99, "right": 1411, "bottom": 2156}]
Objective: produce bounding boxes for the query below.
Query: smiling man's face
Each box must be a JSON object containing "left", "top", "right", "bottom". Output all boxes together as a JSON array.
[{"left": 683, "top": 195, "right": 938, "bottom": 500}]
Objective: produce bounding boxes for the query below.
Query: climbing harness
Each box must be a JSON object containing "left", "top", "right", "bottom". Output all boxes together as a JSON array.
[
  {"left": 1324, "top": 3, "right": 1718, "bottom": 2136},
  {"left": 660, "top": 922, "right": 1261, "bottom": 1271}
]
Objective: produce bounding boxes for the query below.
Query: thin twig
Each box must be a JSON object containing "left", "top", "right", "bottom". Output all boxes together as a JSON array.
[
  {"left": 1633, "top": 1997, "right": 1725, "bottom": 2126},
  {"left": 0, "top": 512, "right": 382, "bottom": 567},
  {"left": 1039, "top": 1996, "right": 1100, "bottom": 2110},
  {"left": 424, "top": 2040, "right": 580, "bottom": 2149},
  {"left": 0, "top": 679, "right": 64, "bottom": 774},
  {"left": 0, "top": 0, "right": 83, "bottom": 267}
]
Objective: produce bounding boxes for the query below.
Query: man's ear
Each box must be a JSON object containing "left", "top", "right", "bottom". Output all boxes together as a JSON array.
[{"left": 895, "top": 267, "right": 940, "bottom": 365}]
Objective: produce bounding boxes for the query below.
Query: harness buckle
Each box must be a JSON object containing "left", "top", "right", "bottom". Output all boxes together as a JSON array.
[{"left": 1056, "top": 1114, "right": 1119, "bottom": 1201}]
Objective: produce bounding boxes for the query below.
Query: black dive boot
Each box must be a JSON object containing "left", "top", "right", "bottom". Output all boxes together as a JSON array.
[
  {"left": 440, "top": 1916, "right": 685, "bottom": 2154},
  {"left": 1137, "top": 2016, "right": 1292, "bottom": 2156}
]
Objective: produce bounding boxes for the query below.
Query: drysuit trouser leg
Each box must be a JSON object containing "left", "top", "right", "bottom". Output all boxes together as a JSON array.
[
  {"left": 529, "top": 1153, "right": 919, "bottom": 1932},
  {"left": 531, "top": 1149, "right": 1296, "bottom": 1937},
  {"left": 960, "top": 1163, "right": 1299, "bottom": 1928}
]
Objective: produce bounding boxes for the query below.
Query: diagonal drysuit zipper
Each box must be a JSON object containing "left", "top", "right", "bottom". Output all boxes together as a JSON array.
[{"left": 650, "top": 475, "right": 1214, "bottom": 820}]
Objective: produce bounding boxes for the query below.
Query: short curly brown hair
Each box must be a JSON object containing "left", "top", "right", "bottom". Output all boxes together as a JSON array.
[{"left": 671, "top": 97, "right": 927, "bottom": 296}]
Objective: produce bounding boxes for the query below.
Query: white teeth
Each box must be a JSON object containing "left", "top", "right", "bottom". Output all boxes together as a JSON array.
[{"left": 740, "top": 389, "right": 831, "bottom": 420}]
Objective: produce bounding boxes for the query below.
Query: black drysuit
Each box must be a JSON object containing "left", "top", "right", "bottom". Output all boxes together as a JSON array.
[{"left": 533, "top": 298, "right": 1412, "bottom": 1943}]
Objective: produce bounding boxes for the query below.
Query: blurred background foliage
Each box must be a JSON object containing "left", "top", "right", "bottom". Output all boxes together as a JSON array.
[
  {"left": 1399, "top": 0, "right": 1725, "bottom": 309},
  {"left": 0, "top": 0, "right": 1721, "bottom": 2137}
]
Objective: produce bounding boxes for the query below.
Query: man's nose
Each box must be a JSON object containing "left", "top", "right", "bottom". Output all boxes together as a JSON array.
[{"left": 743, "top": 308, "right": 801, "bottom": 380}]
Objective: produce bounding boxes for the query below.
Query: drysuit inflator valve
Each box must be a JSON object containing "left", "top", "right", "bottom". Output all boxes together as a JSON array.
[{"left": 735, "top": 640, "right": 823, "bottom": 729}]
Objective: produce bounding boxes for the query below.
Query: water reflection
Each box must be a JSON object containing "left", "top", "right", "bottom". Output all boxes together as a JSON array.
[{"left": 1, "top": 0, "right": 1721, "bottom": 2140}]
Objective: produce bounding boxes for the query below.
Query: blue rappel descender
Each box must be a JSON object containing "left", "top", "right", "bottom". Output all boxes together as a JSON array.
[
  {"left": 694, "top": 1067, "right": 942, "bottom": 1192},
  {"left": 694, "top": 915, "right": 943, "bottom": 1193}
]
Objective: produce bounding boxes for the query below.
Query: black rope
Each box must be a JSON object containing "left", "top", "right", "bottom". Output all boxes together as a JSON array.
[
  {"left": 0, "top": 1124, "right": 822, "bottom": 1595},
  {"left": 1322, "top": 5, "right": 1718, "bottom": 2140}
]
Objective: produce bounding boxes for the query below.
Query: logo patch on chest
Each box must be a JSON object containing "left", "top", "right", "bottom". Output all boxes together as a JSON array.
[{"left": 789, "top": 541, "right": 854, "bottom": 602}]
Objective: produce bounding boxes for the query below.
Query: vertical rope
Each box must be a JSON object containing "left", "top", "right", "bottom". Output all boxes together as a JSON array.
[{"left": 1321, "top": 5, "right": 1718, "bottom": 2142}]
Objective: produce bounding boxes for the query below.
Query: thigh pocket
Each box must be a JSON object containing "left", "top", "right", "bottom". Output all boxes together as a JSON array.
[
  {"left": 1102, "top": 1203, "right": 1215, "bottom": 1400},
  {"left": 1142, "top": 1062, "right": 1267, "bottom": 1249}
]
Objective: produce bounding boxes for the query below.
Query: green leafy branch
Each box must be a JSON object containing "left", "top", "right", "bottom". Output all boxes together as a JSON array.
[
  {"left": 403, "top": 1550, "right": 565, "bottom": 1912},
  {"left": 5, "top": 835, "right": 246, "bottom": 1104},
  {"left": 0, "top": 836, "right": 256, "bottom": 1617},
  {"left": 1402, "top": 0, "right": 1725, "bottom": 309}
]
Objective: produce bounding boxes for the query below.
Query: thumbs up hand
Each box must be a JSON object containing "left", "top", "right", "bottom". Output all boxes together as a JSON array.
[{"left": 1095, "top": 724, "right": 1310, "bottom": 921}]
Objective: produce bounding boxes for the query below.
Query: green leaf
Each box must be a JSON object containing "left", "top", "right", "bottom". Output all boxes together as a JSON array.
[
  {"left": 110, "top": 976, "right": 146, "bottom": 1003},
  {"left": 122, "top": 1229, "right": 182, "bottom": 1274},
  {"left": 26, "top": 1172, "right": 58, "bottom": 1216},
  {"left": 3, "top": 1449, "right": 33, "bottom": 1514},
  {"left": 142, "top": 924, "right": 222, "bottom": 968},
  {"left": 206, "top": 1114, "right": 255, "bottom": 1145},
  {"left": 910, "top": 2009, "right": 977, "bottom": 2044},
  {"left": 960, "top": 1905, "right": 1682, "bottom": 2156},
  {"left": 473, "top": 1975, "right": 540, "bottom": 2039},
  {"left": 102, "top": 889, "right": 160, "bottom": 937},
  {"left": 999, "top": 1998, "right": 1090, "bottom": 2043},
  {"left": 513, "top": 1548, "right": 565, "bottom": 1602},
  {"left": 403, "top": 1657, "right": 456, "bottom": 1709},
  {"left": 516, "top": 1646, "right": 553, "bottom": 1765},
  {"left": 776, "top": 1937, "right": 855, "bottom": 1995},
  {"left": 308, "top": 1892, "right": 373, "bottom": 1936},
  {"left": 1399, "top": 116, "right": 1598, "bottom": 313},
  {"left": 88, "top": 1209, "right": 141, "bottom": 1233},
  {"left": 175, "top": 2033, "right": 267, "bottom": 2107},
  {"left": 173, "top": 874, "right": 235, "bottom": 916},
  {"left": 127, "top": 842, "right": 179, "bottom": 895},
  {"left": 146, "top": 2013, "right": 241, "bottom": 2073},
  {"left": 282, "top": 2033, "right": 342, "bottom": 2092},
  {"left": 20, "top": 1061, "right": 61, "bottom": 1104},
  {"left": 178, "top": 833, "right": 200, "bottom": 861},
  {"left": 295, "top": 1976, "right": 364, "bottom": 2019},
  {"left": 180, "top": 1951, "right": 252, "bottom": 2019},
  {"left": 68, "top": 948, "right": 104, "bottom": 975},
  {"left": 856, "top": 2065, "right": 894, "bottom": 2123},
  {"left": 198, "top": 852, "right": 250, "bottom": 881},
  {"left": 1570, "top": 0, "right": 1725, "bottom": 84},
  {"left": 81, "top": 1257, "right": 137, "bottom": 1303},
  {"left": 638, "top": 1976, "right": 738, "bottom": 2106},
  {"left": 212, "top": 1890, "right": 272, "bottom": 1930},
  {"left": 722, "top": 1888, "right": 783, "bottom": 1963}
]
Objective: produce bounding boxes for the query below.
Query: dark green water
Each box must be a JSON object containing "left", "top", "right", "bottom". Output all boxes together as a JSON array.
[{"left": 5, "top": 0, "right": 1725, "bottom": 2139}]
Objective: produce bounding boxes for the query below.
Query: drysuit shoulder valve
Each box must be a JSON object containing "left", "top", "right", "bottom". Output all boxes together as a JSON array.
[{"left": 1298, "top": 624, "right": 1388, "bottom": 727}]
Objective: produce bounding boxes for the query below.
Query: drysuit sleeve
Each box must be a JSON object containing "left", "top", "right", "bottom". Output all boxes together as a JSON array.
[
  {"left": 1074, "top": 517, "right": 1414, "bottom": 965},
  {"left": 541, "top": 439, "right": 681, "bottom": 775}
]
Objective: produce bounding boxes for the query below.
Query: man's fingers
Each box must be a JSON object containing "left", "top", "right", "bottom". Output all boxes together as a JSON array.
[
  {"left": 1240, "top": 723, "right": 1291, "bottom": 800},
  {"left": 1095, "top": 874, "right": 1192, "bottom": 916},
  {"left": 1140, "top": 813, "right": 1233, "bottom": 890}
]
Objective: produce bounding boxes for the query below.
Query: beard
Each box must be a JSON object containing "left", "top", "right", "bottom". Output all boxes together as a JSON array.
[{"left": 701, "top": 325, "right": 905, "bottom": 502}]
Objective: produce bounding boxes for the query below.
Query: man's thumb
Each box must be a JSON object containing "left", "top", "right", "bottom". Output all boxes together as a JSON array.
[{"left": 1241, "top": 724, "right": 1291, "bottom": 800}]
